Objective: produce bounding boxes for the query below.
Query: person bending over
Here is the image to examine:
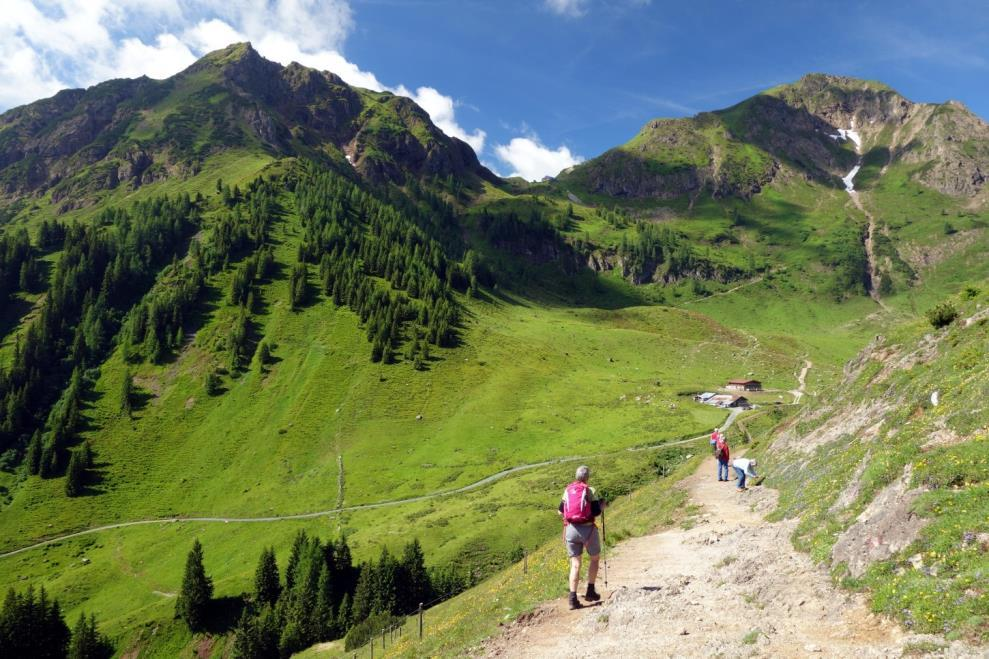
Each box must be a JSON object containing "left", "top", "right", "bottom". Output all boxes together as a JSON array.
[{"left": 732, "top": 457, "right": 758, "bottom": 491}]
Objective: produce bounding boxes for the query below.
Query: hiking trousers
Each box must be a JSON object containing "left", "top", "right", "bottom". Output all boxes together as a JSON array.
[{"left": 717, "top": 458, "right": 729, "bottom": 481}]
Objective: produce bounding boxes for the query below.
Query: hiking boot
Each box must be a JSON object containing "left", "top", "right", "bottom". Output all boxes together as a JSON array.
[
  {"left": 585, "top": 584, "right": 601, "bottom": 602},
  {"left": 569, "top": 592, "right": 583, "bottom": 610}
]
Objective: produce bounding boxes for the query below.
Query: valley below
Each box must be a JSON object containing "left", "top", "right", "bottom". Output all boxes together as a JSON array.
[{"left": 0, "top": 46, "right": 987, "bottom": 658}]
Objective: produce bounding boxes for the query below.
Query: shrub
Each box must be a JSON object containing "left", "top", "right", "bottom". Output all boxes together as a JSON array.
[
  {"left": 204, "top": 371, "right": 222, "bottom": 396},
  {"left": 925, "top": 302, "right": 958, "bottom": 329}
]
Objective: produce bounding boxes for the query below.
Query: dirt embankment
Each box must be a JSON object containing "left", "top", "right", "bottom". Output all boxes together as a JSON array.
[{"left": 482, "top": 459, "right": 982, "bottom": 658}]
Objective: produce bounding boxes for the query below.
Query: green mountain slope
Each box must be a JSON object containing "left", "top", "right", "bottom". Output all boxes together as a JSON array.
[
  {"left": 749, "top": 285, "right": 989, "bottom": 641},
  {"left": 0, "top": 43, "right": 493, "bottom": 220},
  {"left": 0, "top": 53, "right": 987, "bottom": 657},
  {"left": 560, "top": 73, "right": 989, "bottom": 203}
]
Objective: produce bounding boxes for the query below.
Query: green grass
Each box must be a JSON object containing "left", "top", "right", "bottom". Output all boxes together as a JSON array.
[
  {"left": 0, "top": 184, "right": 805, "bottom": 654},
  {"left": 748, "top": 285, "right": 989, "bottom": 641}
]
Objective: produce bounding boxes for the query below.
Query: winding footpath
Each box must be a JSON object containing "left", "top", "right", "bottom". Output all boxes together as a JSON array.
[
  {"left": 483, "top": 457, "right": 981, "bottom": 658},
  {"left": 790, "top": 359, "right": 812, "bottom": 404},
  {"left": 1, "top": 419, "right": 747, "bottom": 560}
]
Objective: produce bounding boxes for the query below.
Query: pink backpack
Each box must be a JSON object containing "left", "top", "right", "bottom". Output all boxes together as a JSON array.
[{"left": 563, "top": 481, "right": 594, "bottom": 524}]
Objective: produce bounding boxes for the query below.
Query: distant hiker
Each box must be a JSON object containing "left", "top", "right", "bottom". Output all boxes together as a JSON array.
[
  {"left": 732, "top": 457, "right": 758, "bottom": 491},
  {"left": 559, "top": 465, "right": 604, "bottom": 609},
  {"left": 710, "top": 427, "right": 721, "bottom": 452},
  {"left": 715, "top": 433, "right": 730, "bottom": 481}
]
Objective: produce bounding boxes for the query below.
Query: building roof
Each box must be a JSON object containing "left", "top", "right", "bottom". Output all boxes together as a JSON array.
[
  {"left": 697, "top": 392, "right": 717, "bottom": 400},
  {"left": 727, "top": 379, "right": 760, "bottom": 385}
]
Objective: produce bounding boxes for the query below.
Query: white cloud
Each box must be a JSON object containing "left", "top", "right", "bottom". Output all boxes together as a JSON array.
[
  {"left": 494, "top": 136, "right": 584, "bottom": 181},
  {"left": 0, "top": 1, "right": 487, "bottom": 158},
  {"left": 183, "top": 18, "right": 246, "bottom": 55},
  {"left": 398, "top": 86, "right": 486, "bottom": 153},
  {"left": 544, "top": 0, "right": 590, "bottom": 17},
  {"left": 95, "top": 34, "right": 198, "bottom": 81}
]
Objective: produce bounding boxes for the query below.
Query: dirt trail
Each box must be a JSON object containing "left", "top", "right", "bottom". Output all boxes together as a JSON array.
[
  {"left": 790, "top": 359, "right": 812, "bottom": 404},
  {"left": 484, "top": 458, "right": 980, "bottom": 658}
]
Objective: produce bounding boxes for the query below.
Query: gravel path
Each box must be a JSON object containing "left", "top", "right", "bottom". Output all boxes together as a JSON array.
[{"left": 482, "top": 457, "right": 982, "bottom": 658}]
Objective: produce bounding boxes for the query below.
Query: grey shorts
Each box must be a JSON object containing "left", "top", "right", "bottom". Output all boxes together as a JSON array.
[{"left": 565, "top": 523, "right": 600, "bottom": 557}]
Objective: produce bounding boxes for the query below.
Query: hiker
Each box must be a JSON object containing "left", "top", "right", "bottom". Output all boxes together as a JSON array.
[
  {"left": 732, "top": 457, "right": 758, "bottom": 490},
  {"left": 715, "top": 433, "right": 730, "bottom": 481},
  {"left": 559, "top": 465, "right": 604, "bottom": 610},
  {"left": 710, "top": 427, "right": 721, "bottom": 452}
]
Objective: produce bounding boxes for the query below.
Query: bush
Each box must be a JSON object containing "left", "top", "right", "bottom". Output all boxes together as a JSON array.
[
  {"left": 925, "top": 302, "right": 958, "bottom": 329},
  {"left": 343, "top": 612, "right": 404, "bottom": 651},
  {"left": 204, "top": 371, "right": 222, "bottom": 396}
]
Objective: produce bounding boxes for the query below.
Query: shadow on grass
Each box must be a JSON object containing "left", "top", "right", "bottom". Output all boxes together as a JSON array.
[{"left": 203, "top": 595, "right": 247, "bottom": 635}]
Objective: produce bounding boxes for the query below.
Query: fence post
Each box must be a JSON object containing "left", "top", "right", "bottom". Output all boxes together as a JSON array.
[
  {"left": 523, "top": 549, "right": 528, "bottom": 575},
  {"left": 370, "top": 637, "right": 373, "bottom": 659},
  {"left": 382, "top": 628, "right": 386, "bottom": 649},
  {"left": 418, "top": 602, "right": 424, "bottom": 639}
]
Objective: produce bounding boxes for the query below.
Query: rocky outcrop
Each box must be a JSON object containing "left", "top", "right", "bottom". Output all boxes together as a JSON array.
[{"left": 831, "top": 466, "right": 929, "bottom": 578}]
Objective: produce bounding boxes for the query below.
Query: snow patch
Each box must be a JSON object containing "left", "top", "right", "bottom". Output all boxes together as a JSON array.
[
  {"left": 837, "top": 129, "right": 862, "bottom": 149},
  {"left": 842, "top": 165, "right": 861, "bottom": 192}
]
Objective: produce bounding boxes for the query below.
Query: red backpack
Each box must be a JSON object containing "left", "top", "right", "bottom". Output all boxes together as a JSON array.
[
  {"left": 715, "top": 439, "right": 728, "bottom": 460},
  {"left": 563, "top": 481, "right": 594, "bottom": 524}
]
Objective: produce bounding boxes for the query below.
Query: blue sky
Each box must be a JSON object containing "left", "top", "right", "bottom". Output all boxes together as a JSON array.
[{"left": 2, "top": 0, "right": 988, "bottom": 179}]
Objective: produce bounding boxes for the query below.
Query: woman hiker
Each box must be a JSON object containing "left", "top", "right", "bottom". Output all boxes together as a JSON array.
[
  {"left": 559, "top": 465, "right": 604, "bottom": 609},
  {"left": 715, "top": 433, "right": 730, "bottom": 481}
]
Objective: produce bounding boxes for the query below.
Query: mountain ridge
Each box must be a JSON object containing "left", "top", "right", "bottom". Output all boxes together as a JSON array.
[
  {"left": 0, "top": 43, "right": 494, "bottom": 216},
  {"left": 559, "top": 72, "right": 989, "bottom": 203}
]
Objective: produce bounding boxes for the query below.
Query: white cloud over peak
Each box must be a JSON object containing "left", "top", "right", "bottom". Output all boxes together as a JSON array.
[
  {"left": 494, "top": 136, "right": 584, "bottom": 181},
  {"left": 0, "top": 0, "right": 484, "bottom": 157},
  {"left": 398, "top": 86, "right": 487, "bottom": 153},
  {"left": 544, "top": 0, "right": 590, "bottom": 17}
]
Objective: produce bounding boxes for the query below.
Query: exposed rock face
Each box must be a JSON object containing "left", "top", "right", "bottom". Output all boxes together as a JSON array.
[
  {"left": 831, "top": 466, "right": 929, "bottom": 578},
  {"left": 0, "top": 42, "right": 494, "bottom": 211}
]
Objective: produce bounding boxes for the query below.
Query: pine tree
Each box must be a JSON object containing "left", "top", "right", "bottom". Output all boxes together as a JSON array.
[
  {"left": 232, "top": 608, "right": 258, "bottom": 659},
  {"left": 175, "top": 539, "right": 213, "bottom": 631},
  {"left": 400, "top": 539, "right": 431, "bottom": 614},
  {"left": 204, "top": 372, "right": 221, "bottom": 396},
  {"left": 334, "top": 592, "right": 352, "bottom": 636},
  {"left": 68, "top": 612, "right": 112, "bottom": 659},
  {"left": 65, "top": 450, "right": 86, "bottom": 497},
  {"left": 80, "top": 441, "right": 94, "bottom": 469},
  {"left": 373, "top": 547, "right": 399, "bottom": 615},
  {"left": 0, "top": 585, "right": 71, "bottom": 657},
  {"left": 350, "top": 564, "right": 373, "bottom": 624},
  {"left": 315, "top": 563, "right": 333, "bottom": 640},
  {"left": 25, "top": 430, "right": 42, "bottom": 476},
  {"left": 254, "top": 547, "right": 280, "bottom": 605}
]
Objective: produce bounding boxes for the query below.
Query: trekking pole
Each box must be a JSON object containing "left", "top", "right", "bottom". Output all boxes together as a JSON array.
[{"left": 601, "top": 506, "right": 608, "bottom": 589}]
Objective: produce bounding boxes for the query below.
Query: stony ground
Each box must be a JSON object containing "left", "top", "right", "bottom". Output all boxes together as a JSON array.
[{"left": 481, "top": 458, "right": 984, "bottom": 658}]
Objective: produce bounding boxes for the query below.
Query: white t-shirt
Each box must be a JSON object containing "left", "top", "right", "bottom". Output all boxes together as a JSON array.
[{"left": 732, "top": 458, "right": 757, "bottom": 477}]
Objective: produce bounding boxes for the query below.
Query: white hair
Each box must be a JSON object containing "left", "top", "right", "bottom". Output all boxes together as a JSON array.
[{"left": 575, "top": 465, "right": 590, "bottom": 482}]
